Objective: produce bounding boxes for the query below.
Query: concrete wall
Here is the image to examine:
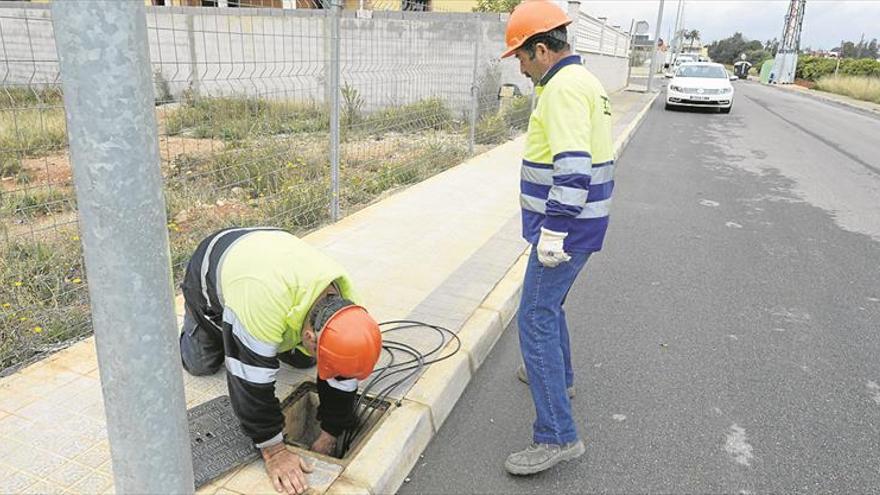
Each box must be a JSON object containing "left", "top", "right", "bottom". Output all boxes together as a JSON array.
[
  {"left": 578, "top": 52, "right": 629, "bottom": 94},
  {"left": 0, "top": 2, "right": 628, "bottom": 111}
]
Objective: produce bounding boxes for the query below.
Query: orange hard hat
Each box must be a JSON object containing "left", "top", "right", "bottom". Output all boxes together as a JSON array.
[
  {"left": 502, "top": 0, "right": 572, "bottom": 59},
  {"left": 316, "top": 304, "right": 382, "bottom": 381}
]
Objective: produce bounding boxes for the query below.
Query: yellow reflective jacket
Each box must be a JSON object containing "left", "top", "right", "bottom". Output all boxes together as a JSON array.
[{"left": 520, "top": 55, "right": 615, "bottom": 253}]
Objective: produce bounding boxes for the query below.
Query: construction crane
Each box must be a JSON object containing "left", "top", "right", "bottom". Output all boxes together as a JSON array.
[{"left": 771, "top": 0, "right": 807, "bottom": 84}]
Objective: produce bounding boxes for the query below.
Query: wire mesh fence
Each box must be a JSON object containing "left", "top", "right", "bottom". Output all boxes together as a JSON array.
[{"left": 0, "top": 1, "right": 534, "bottom": 372}]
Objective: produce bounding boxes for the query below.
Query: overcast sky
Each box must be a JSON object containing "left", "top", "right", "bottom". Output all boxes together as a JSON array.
[{"left": 580, "top": 0, "right": 880, "bottom": 50}]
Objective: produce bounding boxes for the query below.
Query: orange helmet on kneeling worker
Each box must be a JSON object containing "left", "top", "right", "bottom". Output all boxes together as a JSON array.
[
  {"left": 501, "top": 0, "right": 572, "bottom": 59},
  {"left": 315, "top": 299, "right": 382, "bottom": 381}
]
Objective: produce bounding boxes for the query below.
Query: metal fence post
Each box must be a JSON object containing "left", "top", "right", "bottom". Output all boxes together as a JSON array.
[
  {"left": 186, "top": 13, "right": 200, "bottom": 98},
  {"left": 329, "top": 0, "right": 342, "bottom": 221},
  {"left": 468, "top": 17, "right": 481, "bottom": 156},
  {"left": 51, "top": 2, "right": 194, "bottom": 494},
  {"left": 566, "top": 0, "right": 580, "bottom": 50}
]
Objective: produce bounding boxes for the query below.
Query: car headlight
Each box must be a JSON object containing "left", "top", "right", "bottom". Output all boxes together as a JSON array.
[
  {"left": 669, "top": 85, "right": 683, "bottom": 92},
  {"left": 721, "top": 87, "right": 733, "bottom": 93}
]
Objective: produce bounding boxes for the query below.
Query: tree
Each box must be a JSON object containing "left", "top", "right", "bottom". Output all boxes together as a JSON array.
[
  {"left": 472, "top": 0, "right": 519, "bottom": 13},
  {"left": 840, "top": 41, "right": 858, "bottom": 58},
  {"left": 707, "top": 32, "right": 763, "bottom": 65},
  {"left": 765, "top": 38, "right": 779, "bottom": 54},
  {"left": 866, "top": 38, "right": 878, "bottom": 59},
  {"left": 688, "top": 29, "right": 700, "bottom": 49}
]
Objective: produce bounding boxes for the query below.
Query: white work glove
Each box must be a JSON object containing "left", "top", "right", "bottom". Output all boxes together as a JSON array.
[{"left": 536, "top": 227, "right": 571, "bottom": 268}]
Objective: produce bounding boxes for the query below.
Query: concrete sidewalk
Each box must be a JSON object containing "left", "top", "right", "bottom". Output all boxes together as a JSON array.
[{"left": 0, "top": 88, "right": 658, "bottom": 495}]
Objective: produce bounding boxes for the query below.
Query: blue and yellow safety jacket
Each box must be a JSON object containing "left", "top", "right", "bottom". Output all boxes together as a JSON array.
[{"left": 521, "top": 55, "right": 615, "bottom": 253}]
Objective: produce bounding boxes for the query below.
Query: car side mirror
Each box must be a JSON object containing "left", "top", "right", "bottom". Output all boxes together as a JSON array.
[{"left": 729, "top": 75, "right": 738, "bottom": 81}]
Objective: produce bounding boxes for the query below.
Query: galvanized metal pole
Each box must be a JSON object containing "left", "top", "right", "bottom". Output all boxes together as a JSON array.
[
  {"left": 329, "top": 0, "right": 341, "bottom": 221},
  {"left": 647, "top": 0, "right": 665, "bottom": 92},
  {"left": 51, "top": 2, "right": 194, "bottom": 494},
  {"left": 468, "top": 18, "right": 481, "bottom": 155},
  {"left": 625, "top": 19, "right": 635, "bottom": 88},
  {"left": 671, "top": 0, "right": 683, "bottom": 59}
]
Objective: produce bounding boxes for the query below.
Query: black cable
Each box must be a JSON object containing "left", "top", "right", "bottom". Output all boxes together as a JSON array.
[{"left": 333, "top": 319, "right": 462, "bottom": 458}]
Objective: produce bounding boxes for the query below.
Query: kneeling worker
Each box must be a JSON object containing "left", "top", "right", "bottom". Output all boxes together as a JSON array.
[{"left": 179, "top": 227, "right": 383, "bottom": 495}]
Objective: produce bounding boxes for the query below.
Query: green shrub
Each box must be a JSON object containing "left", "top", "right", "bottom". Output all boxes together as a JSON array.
[
  {"left": 341, "top": 83, "right": 365, "bottom": 130},
  {"left": 840, "top": 58, "right": 880, "bottom": 78},
  {"left": 797, "top": 56, "right": 880, "bottom": 81},
  {"left": 1, "top": 153, "right": 22, "bottom": 179}
]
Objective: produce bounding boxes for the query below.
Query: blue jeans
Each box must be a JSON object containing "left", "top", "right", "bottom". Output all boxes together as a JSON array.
[{"left": 517, "top": 248, "right": 590, "bottom": 445}]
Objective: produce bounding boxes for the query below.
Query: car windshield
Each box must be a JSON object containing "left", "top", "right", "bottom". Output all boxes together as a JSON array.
[{"left": 676, "top": 65, "right": 727, "bottom": 79}]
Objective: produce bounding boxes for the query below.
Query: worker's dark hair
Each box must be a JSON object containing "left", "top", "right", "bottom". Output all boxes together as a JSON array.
[{"left": 521, "top": 26, "right": 570, "bottom": 60}]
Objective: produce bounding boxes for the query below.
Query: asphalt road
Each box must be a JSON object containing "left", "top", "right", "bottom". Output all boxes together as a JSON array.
[{"left": 400, "top": 82, "right": 880, "bottom": 494}]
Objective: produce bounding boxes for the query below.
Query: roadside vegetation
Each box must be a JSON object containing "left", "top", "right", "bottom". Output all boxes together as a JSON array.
[
  {"left": 0, "top": 80, "right": 531, "bottom": 371},
  {"left": 796, "top": 56, "right": 880, "bottom": 104}
]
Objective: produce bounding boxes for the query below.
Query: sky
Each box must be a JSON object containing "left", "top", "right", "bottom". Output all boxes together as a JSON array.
[{"left": 579, "top": 0, "right": 880, "bottom": 50}]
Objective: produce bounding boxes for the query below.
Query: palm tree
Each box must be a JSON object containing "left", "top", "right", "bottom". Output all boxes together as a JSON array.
[{"left": 688, "top": 29, "right": 701, "bottom": 49}]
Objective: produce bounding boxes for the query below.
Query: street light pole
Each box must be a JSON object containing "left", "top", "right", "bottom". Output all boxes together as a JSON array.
[
  {"left": 671, "top": 0, "right": 683, "bottom": 58},
  {"left": 52, "top": 2, "right": 195, "bottom": 493},
  {"left": 647, "top": 0, "right": 665, "bottom": 92}
]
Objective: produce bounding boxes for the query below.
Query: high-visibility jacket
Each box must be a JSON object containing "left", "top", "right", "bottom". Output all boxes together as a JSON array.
[
  {"left": 521, "top": 54, "right": 615, "bottom": 253},
  {"left": 181, "top": 228, "right": 360, "bottom": 447}
]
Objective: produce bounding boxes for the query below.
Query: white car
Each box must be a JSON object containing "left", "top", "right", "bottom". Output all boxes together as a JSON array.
[{"left": 665, "top": 62, "right": 736, "bottom": 113}]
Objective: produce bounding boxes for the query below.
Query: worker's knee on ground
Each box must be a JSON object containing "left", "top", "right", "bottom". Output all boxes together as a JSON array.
[
  {"left": 182, "top": 358, "right": 223, "bottom": 377},
  {"left": 179, "top": 331, "right": 224, "bottom": 376}
]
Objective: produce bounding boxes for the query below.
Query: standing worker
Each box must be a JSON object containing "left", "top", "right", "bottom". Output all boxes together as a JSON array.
[
  {"left": 179, "top": 227, "right": 383, "bottom": 495},
  {"left": 501, "top": 0, "right": 615, "bottom": 476}
]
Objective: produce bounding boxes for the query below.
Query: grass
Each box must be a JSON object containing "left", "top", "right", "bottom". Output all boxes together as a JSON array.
[
  {"left": 1, "top": 187, "right": 74, "bottom": 219},
  {"left": 164, "top": 97, "right": 329, "bottom": 141},
  {"left": 342, "top": 139, "right": 469, "bottom": 207},
  {"left": 0, "top": 86, "right": 67, "bottom": 177},
  {"left": 0, "top": 86, "right": 63, "bottom": 110},
  {"left": 0, "top": 232, "right": 90, "bottom": 371},
  {"left": 814, "top": 75, "right": 880, "bottom": 105},
  {"left": 503, "top": 95, "right": 532, "bottom": 131},
  {"left": 0, "top": 93, "right": 521, "bottom": 372},
  {"left": 475, "top": 113, "right": 509, "bottom": 145},
  {"left": 361, "top": 98, "right": 455, "bottom": 135},
  {"left": 0, "top": 107, "right": 67, "bottom": 158}
]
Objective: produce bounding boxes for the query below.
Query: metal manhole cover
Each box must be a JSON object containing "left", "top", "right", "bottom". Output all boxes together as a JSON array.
[{"left": 188, "top": 395, "right": 259, "bottom": 488}]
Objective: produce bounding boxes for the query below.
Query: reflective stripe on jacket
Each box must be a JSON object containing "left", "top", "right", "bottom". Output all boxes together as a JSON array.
[{"left": 521, "top": 54, "right": 615, "bottom": 253}]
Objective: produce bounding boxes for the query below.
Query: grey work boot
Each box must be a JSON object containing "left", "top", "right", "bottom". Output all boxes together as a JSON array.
[
  {"left": 504, "top": 440, "right": 586, "bottom": 476},
  {"left": 517, "top": 364, "right": 575, "bottom": 399}
]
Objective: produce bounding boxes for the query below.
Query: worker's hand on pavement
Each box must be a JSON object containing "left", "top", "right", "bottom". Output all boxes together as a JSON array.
[
  {"left": 310, "top": 430, "right": 337, "bottom": 456},
  {"left": 262, "top": 443, "right": 314, "bottom": 495},
  {"left": 537, "top": 227, "right": 571, "bottom": 268}
]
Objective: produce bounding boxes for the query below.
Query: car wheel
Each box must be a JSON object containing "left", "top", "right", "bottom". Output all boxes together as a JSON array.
[{"left": 720, "top": 106, "right": 732, "bottom": 114}]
